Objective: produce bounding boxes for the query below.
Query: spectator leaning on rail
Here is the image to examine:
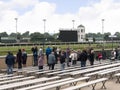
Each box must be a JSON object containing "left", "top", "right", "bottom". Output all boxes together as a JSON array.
[{"left": 5, "top": 51, "right": 15, "bottom": 74}]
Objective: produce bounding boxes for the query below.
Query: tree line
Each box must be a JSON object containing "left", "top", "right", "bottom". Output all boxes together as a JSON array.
[
  {"left": 0, "top": 31, "right": 120, "bottom": 43},
  {"left": 0, "top": 31, "right": 59, "bottom": 43}
]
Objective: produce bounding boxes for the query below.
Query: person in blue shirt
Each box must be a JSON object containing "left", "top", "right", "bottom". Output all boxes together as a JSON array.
[
  {"left": 45, "top": 46, "right": 52, "bottom": 65},
  {"left": 5, "top": 52, "right": 15, "bottom": 74}
]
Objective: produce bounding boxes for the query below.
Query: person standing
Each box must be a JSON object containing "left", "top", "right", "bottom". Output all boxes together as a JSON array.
[
  {"left": 97, "top": 52, "right": 102, "bottom": 63},
  {"left": 79, "top": 49, "right": 88, "bottom": 67},
  {"left": 56, "top": 47, "right": 61, "bottom": 56},
  {"left": 22, "top": 49, "right": 27, "bottom": 67},
  {"left": 59, "top": 51, "right": 66, "bottom": 70},
  {"left": 77, "top": 49, "right": 81, "bottom": 61},
  {"left": 31, "top": 46, "right": 38, "bottom": 66},
  {"left": 38, "top": 54, "right": 44, "bottom": 70},
  {"left": 115, "top": 48, "right": 118, "bottom": 59},
  {"left": 88, "top": 50, "right": 95, "bottom": 65},
  {"left": 69, "top": 50, "right": 77, "bottom": 65},
  {"left": 111, "top": 49, "right": 116, "bottom": 61},
  {"left": 52, "top": 46, "right": 58, "bottom": 64},
  {"left": 66, "top": 46, "right": 71, "bottom": 67},
  {"left": 5, "top": 52, "right": 15, "bottom": 74},
  {"left": 117, "top": 48, "right": 120, "bottom": 60},
  {"left": 38, "top": 47, "right": 43, "bottom": 57},
  {"left": 48, "top": 52, "right": 56, "bottom": 70},
  {"left": 16, "top": 49, "right": 22, "bottom": 69},
  {"left": 101, "top": 48, "right": 106, "bottom": 60},
  {"left": 46, "top": 46, "right": 52, "bottom": 65}
]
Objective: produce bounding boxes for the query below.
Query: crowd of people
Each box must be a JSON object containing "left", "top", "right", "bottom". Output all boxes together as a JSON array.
[
  {"left": 31, "top": 46, "right": 120, "bottom": 71},
  {"left": 5, "top": 45, "right": 120, "bottom": 74},
  {"left": 31, "top": 45, "right": 104, "bottom": 71},
  {"left": 5, "top": 49, "right": 27, "bottom": 74}
]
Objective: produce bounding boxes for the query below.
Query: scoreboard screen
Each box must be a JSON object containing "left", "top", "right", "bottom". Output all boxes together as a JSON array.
[{"left": 59, "top": 30, "right": 78, "bottom": 42}]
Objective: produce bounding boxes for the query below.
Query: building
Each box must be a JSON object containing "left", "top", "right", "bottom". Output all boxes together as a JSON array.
[
  {"left": 77, "top": 24, "right": 85, "bottom": 42},
  {"left": 59, "top": 24, "right": 85, "bottom": 42},
  {"left": 0, "top": 37, "right": 30, "bottom": 43}
]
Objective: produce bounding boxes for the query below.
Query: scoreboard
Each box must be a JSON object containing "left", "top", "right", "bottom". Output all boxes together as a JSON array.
[{"left": 59, "top": 30, "right": 78, "bottom": 42}]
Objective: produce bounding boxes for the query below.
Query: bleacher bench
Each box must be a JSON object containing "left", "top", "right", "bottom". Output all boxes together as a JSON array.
[
  {"left": 16, "top": 77, "right": 74, "bottom": 90},
  {"left": 0, "top": 76, "right": 60, "bottom": 90},
  {"left": 114, "top": 73, "right": 120, "bottom": 83},
  {"left": 32, "top": 77, "right": 89, "bottom": 90},
  {"left": 62, "top": 78, "right": 108, "bottom": 90}
]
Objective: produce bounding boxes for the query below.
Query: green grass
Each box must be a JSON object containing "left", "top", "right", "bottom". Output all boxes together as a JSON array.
[{"left": 0, "top": 43, "right": 119, "bottom": 56}]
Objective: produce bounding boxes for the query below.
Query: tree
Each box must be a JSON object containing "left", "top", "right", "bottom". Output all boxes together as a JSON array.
[
  {"left": 17, "top": 33, "right": 22, "bottom": 40},
  {"left": 93, "top": 37, "right": 96, "bottom": 43},
  {"left": 53, "top": 33, "right": 58, "bottom": 39},
  {"left": 44, "top": 32, "right": 55, "bottom": 42},
  {"left": 0, "top": 32, "right": 8, "bottom": 37},
  {"left": 114, "top": 32, "right": 120, "bottom": 38},
  {"left": 96, "top": 32, "right": 102, "bottom": 37},
  {"left": 9, "top": 33, "right": 16, "bottom": 37},
  {"left": 22, "top": 31, "right": 30, "bottom": 37},
  {"left": 86, "top": 32, "right": 102, "bottom": 38},
  {"left": 30, "top": 32, "right": 44, "bottom": 42},
  {"left": 104, "top": 32, "right": 111, "bottom": 41}
]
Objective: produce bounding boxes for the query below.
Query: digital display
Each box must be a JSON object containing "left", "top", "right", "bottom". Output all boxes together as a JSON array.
[{"left": 59, "top": 30, "right": 78, "bottom": 42}]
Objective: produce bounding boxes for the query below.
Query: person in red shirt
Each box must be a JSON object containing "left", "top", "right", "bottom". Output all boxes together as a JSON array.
[{"left": 97, "top": 52, "right": 102, "bottom": 64}]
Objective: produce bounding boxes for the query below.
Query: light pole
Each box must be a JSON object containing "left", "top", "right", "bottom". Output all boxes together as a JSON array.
[
  {"left": 43, "top": 19, "right": 46, "bottom": 34},
  {"left": 102, "top": 19, "right": 105, "bottom": 48},
  {"left": 72, "top": 20, "right": 75, "bottom": 29},
  {"left": 15, "top": 18, "right": 18, "bottom": 42},
  {"left": 43, "top": 19, "right": 46, "bottom": 52}
]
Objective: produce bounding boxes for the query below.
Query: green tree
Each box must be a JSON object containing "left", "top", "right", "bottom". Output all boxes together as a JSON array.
[
  {"left": 30, "top": 32, "right": 44, "bottom": 42},
  {"left": 17, "top": 33, "right": 22, "bottom": 40},
  {"left": 22, "top": 31, "right": 30, "bottom": 37},
  {"left": 104, "top": 32, "right": 111, "bottom": 41},
  {"left": 9, "top": 33, "right": 16, "bottom": 37},
  {"left": 96, "top": 32, "right": 102, "bottom": 38},
  {"left": 93, "top": 37, "right": 96, "bottom": 43},
  {"left": 114, "top": 32, "right": 120, "bottom": 38},
  {"left": 0, "top": 32, "right": 8, "bottom": 37},
  {"left": 44, "top": 32, "right": 55, "bottom": 42}
]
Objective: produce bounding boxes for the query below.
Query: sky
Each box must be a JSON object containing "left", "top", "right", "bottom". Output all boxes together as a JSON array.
[{"left": 0, "top": 0, "right": 120, "bottom": 35}]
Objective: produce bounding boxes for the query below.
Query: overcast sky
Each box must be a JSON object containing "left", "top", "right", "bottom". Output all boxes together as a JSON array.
[{"left": 0, "top": 0, "right": 120, "bottom": 34}]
